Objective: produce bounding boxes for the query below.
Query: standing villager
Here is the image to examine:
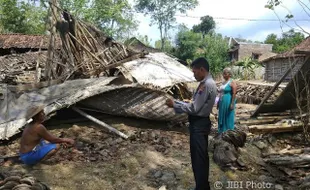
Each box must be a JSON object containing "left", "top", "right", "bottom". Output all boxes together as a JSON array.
[
  {"left": 166, "top": 57, "right": 217, "bottom": 190},
  {"left": 217, "top": 68, "right": 237, "bottom": 133}
]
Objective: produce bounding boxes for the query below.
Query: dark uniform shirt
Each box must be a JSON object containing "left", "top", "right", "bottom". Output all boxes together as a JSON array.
[{"left": 173, "top": 74, "right": 217, "bottom": 117}]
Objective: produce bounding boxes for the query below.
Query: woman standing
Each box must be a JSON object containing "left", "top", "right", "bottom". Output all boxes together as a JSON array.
[{"left": 218, "top": 68, "right": 237, "bottom": 133}]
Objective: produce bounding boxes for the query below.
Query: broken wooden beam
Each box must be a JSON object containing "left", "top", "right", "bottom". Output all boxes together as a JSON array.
[
  {"left": 72, "top": 106, "right": 128, "bottom": 139},
  {"left": 239, "top": 118, "right": 278, "bottom": 125},
  {"left": 264, "top": 154, "right": 310, "bottom": 167},
  {"left": 248, "top": 123, "right": 309, "bottom": 134},
  {"left": 263, "top": 148, "right": 310, "bottom": 157},
  {"left": 251, "top": 59, "right": 299, "bottom": 117}
]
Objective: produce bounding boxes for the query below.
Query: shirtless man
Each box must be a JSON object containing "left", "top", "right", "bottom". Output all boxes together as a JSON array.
[{"left": 19, "top": 108, "right": 75, "bottom": 165}]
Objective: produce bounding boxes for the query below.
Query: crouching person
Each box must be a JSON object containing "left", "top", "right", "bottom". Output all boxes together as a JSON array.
[{"left": 19, "top": 107, "right": 75, "bottom": 165}]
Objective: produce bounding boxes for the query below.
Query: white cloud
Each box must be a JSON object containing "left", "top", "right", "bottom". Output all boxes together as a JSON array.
[{"left": 133, "top": 0, "right": 309, "bottom": 44}]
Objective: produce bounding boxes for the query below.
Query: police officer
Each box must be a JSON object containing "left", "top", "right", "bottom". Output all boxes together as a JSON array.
[{"left": 166, "top": 57, "right": 217, "bottom": 190}]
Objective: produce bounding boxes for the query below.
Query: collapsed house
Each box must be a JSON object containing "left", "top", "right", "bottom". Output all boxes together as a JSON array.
[
  {"left": 260, "top": 37, "right": 310, "bottom": 82},
  {"left": 0, "top": 8, "right": 195, "bottom": 140}
]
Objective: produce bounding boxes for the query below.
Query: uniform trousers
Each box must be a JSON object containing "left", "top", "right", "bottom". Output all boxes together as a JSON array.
[{"left": 188, "top": 115, "right": 211, "bottom": 190}]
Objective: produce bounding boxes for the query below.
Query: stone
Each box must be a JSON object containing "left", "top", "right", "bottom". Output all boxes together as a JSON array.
[
  {"left": 158, "top": 185, "right": 167, "bottom": 190},
  {"left": 160, "top": 171, "right": 176, "bottom": 184},
  {"left": 253, "top": 141, "right": 268, "bottom": 150},
  {"left": 154, "top": 171, "right": 162, "bottom": 178},
  {"left": 99, "top": 150, "right": 108, "bottom": 157}
]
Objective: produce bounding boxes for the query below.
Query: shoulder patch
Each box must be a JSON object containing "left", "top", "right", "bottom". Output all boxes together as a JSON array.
[{"left": 198, "top": 84, "right": 206, "bottom": 95}]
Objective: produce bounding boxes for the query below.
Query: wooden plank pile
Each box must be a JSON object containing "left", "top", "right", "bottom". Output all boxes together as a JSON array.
[{"left": 236, "top": 82, "right": 284, "bottom": 105}]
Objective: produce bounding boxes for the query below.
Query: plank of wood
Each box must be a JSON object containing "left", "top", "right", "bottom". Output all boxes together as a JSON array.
[
  {"left": 248, "top": 123, "right": 309, "bottom": 134},
  {"left": 256, "top": 115, "right": 292, "bottom": 120},
  {"left": 239, "top": 119, "right": 278, "bottom": 125},
  {"left": 264, "top": 154, "right": 310, "bottom": 167},
  {"left": 72, "top": 106, "right": 128, "bottom": 139},
  {"left": 251, "top": 59, "right": 299, "bottom": 117},
  {"left": 263, "top": 148, "right": 310, "bottom": 157}
]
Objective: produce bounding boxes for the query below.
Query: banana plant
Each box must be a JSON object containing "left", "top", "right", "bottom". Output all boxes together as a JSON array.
[{"left": 235, "top": 57, "right": 261, "bottom": 80}]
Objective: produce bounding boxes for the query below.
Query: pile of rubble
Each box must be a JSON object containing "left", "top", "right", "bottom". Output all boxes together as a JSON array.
[
  {"left": 236, "top": 82, "right": 284, "bottom": 104},
  {"left": 0, "top": 174, "right": 50, "bottom": 190}
]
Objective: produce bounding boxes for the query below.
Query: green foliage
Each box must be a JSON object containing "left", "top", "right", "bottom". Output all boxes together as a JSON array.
[
  {"left": 136, "top": 35, "right": 152, "bottom": 47},
  {"left": 235, "top": 57, "right": 261, "bottom": 80},
  {"left": 174, "top": 25, "right": 229, "bottom": 75},
  {"left": 192, "top": 15, "right": 215, "bottom": 36},
  {"left": 155, "top": 38, "right": 173, "bottom": 52},
  {"left": 264, "top": 29, "right": 305, "bottom": 53},
  {"left": 0, "top": 0, "right": 47, "bottom": 34},
  {"left": 134, "top": 0, "right": 198, "bottom": 50},
  {"left": 196, "top": 33, "right": 230, "bottom": 74},
  {"left": 174, "top": 26, "right": 202, "bottom": 61},
  {"left": 0, "top": 0, "right": 137, "bottom": 40},
  {"left": 60, "top": 0, "right": 138, "bottom": 41}
]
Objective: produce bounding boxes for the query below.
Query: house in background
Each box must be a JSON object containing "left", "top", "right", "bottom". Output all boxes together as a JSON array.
[
  {"left": 260, "top": 36, "right": 310, "bottom": 82},
  {"left": 228, "top": 38, "right": 274, "bottom": 62}
]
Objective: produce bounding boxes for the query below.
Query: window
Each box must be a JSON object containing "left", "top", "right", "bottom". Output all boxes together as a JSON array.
[{"left": 252, "top": 53, "right": 260, "bottom": 60}]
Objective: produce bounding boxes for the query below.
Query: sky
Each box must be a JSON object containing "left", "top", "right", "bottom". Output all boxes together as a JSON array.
[{"left": 131, "top": 0, "right": 310, "bottom": 45}]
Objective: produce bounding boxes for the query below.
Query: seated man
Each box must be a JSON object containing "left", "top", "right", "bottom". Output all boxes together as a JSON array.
[{"left": 19, "top": 107, "right": 75, "bottom": 165}]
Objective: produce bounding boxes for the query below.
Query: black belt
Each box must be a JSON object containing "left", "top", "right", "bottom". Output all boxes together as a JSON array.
[{"left": 188, "top": 115, "right": 210, "bottom": 120}]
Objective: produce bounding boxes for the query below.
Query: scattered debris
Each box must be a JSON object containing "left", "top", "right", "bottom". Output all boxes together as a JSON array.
[{"left": 0, "top": 174, "right": 50, "bottom": 190}]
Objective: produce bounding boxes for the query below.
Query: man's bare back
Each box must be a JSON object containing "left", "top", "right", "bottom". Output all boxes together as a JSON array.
[
  {"left": 19, "top": 109, "right": 75, "bottom": 165},
  {"left": 20, "top": 123, "right": 44, "bottom": 154}
]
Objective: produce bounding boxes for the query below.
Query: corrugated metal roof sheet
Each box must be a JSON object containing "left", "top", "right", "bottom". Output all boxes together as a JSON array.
[{"left": 118, "top": 53, "right": 195, "bottom": 88}]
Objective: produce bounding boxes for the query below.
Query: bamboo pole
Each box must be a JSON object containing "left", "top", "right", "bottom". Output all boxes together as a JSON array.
[{"left": 72, "top": 107, "right": 128, "bottom": 139}]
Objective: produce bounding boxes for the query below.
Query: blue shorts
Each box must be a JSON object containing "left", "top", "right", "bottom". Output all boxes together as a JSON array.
[{"left": 20, "top": 140, "right": 57, "bottom": 165}]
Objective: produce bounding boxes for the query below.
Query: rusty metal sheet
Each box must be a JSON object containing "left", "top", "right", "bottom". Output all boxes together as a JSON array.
[{"left": 78, "top": 86, "right": 187, "bottom": 122}]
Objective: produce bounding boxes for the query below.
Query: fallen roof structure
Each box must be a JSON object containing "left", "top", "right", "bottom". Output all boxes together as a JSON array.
[
  {"left": 252, "top": 37, "right": 310, "bottom": 117},
  {"left": 0, "top": 6, "right": 195, "bottom": 140},
  {"left": 0, "top": 76, "right": 189, "bottom": 140}
]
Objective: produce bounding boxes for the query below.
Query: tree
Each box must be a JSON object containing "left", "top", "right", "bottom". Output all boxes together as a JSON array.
[
  {"left": 155, "top": 38, "right": 173, "bottom": 52},
  {"left": 196, "top": 33, "right": 230, "bottom": 74},
  {"left": 264, "top": 29, "right": 305, "bottom": 53},
  {"left": 59, "top": 0, "right": 138, "bottom": 41},
  {"left": 134, "top": 0, "right": 198, "bottom": 50},
  {"left": 174, "top": 25, "right": 229, "bottom": 74},
  {"left": 174, "top": 26, "right": 201, "bottom": 63},
  {"left": 192, "top": 15, "right": 215, "bottom": 37},
  {"left": 0, "top": 0, "right": 47, "bottom": 34},
  {"left": 136, "top": 34, "right": 152, "bottom": 47},
  {"left": 235, "top": 57, "right": 261, "bottom": 80}
]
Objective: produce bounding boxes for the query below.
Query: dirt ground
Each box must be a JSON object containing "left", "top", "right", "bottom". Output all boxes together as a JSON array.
[{"left": 0, "top": 104, "right": 300, "bottom": 190}]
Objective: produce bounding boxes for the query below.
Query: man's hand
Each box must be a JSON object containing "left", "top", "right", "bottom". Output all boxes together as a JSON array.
[
  {"left": 165, "top": 99, "right": 174, "bottom": 108},
  {"left": 183, "top": 99, "right": 192, "bottom": 103},
  {"left": 63, "top": 138, "right": 75, "bottom": 146}
]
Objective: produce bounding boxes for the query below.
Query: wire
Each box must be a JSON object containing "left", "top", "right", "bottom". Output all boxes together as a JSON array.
[{"left": 126, "top": 10, "right": 310, "bottom": 22}]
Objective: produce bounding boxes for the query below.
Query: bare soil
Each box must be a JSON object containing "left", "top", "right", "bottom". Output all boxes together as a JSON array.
[{"left": 0, "top": 104, "right": 294, "bottom": 190}]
